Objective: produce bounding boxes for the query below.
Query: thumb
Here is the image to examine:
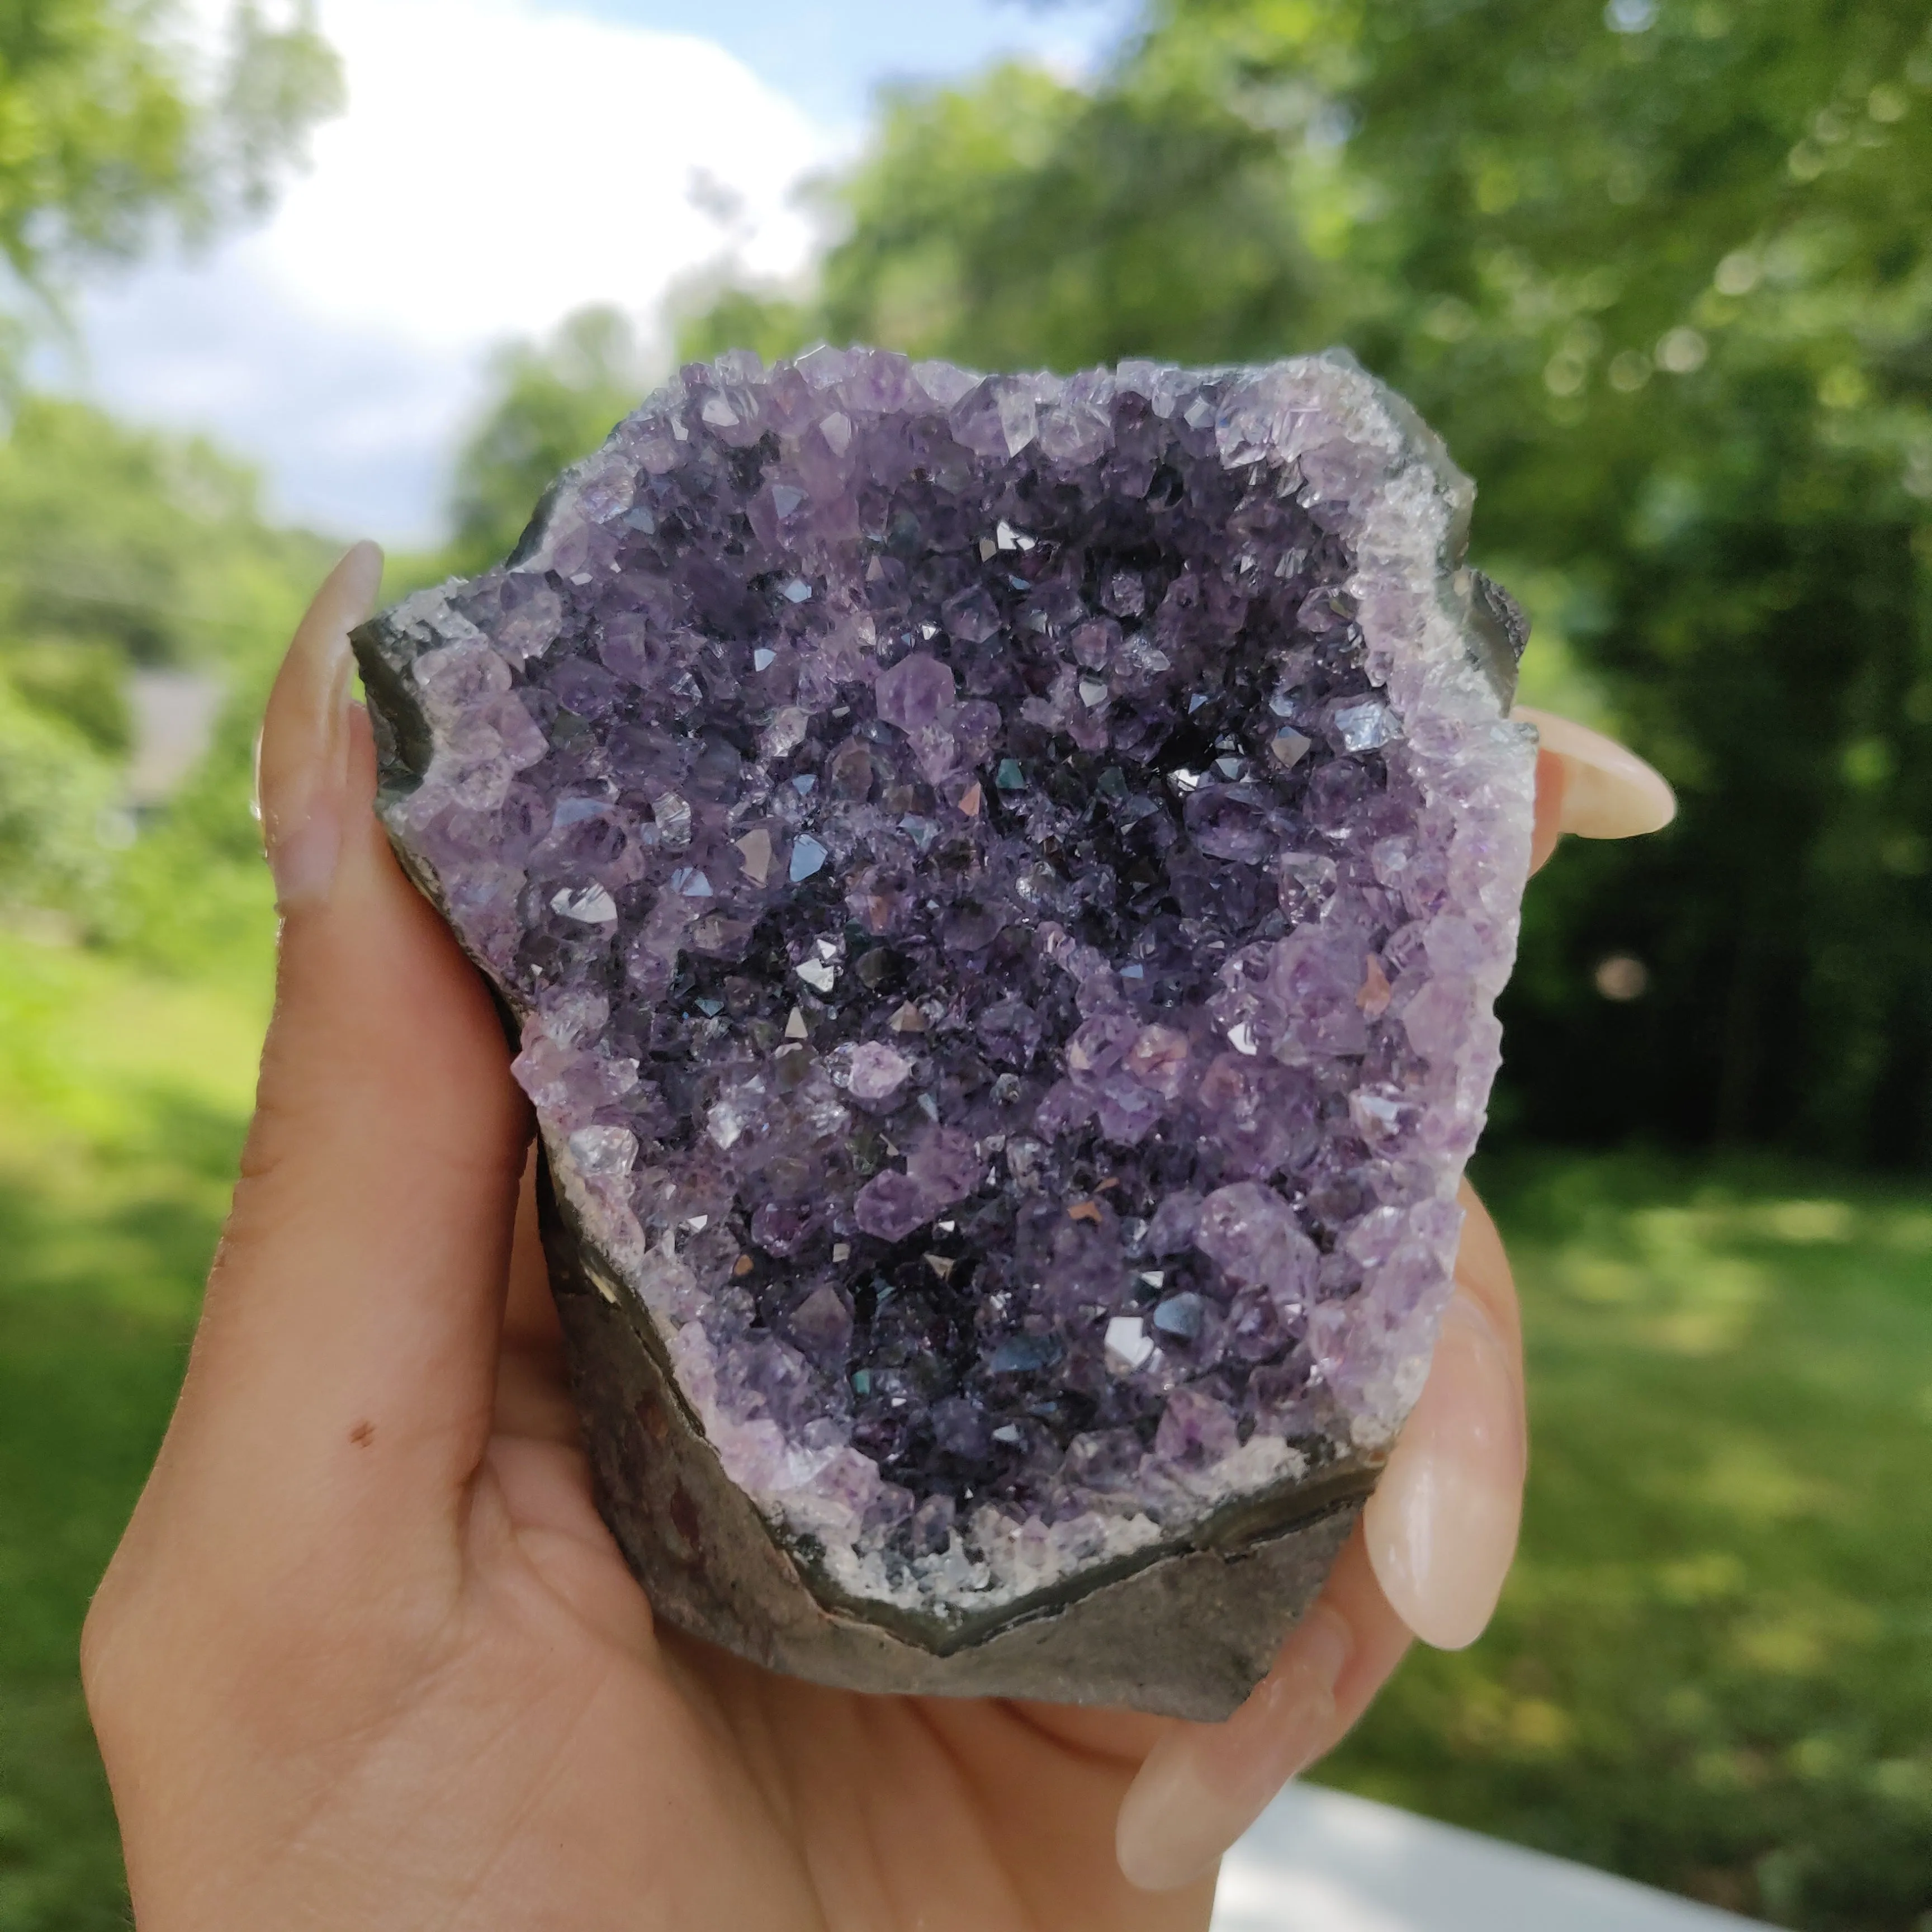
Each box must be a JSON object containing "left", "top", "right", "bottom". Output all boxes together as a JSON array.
[{"left": 159, "top": 545, "right": 531, "bottom": 1561}]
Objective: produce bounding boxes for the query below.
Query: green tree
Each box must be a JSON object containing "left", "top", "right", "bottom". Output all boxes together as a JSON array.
[
  {"left": 0, "top": 0, "right": 341, "bottom": 324},
  {"left": 0, "top": 395, "right": 334, "bottom": 926},
  {"left": 444, "top": 305, "right": 648, "bottom": 576},
  {"left": 0, "top": 0, "right": 342, "bottom": 922},
  {"left": 680, "top": 0, "right": 1932, "bottom": 1169}
]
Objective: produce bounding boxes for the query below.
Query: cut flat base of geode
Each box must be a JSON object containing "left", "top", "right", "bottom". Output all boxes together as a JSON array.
[{"left": 352, "top": 347, "right": 1536, "bottom": 1719}]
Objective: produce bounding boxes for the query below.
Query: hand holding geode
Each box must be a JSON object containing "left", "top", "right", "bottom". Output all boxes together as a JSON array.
[{"left": 350, "top": 348, "right": 1536, "bottom": 1720}]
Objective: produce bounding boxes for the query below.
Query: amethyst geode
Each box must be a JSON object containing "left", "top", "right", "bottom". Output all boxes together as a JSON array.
[{"left": 352, "top": 348, "right": 1536, "bottom": 1718}]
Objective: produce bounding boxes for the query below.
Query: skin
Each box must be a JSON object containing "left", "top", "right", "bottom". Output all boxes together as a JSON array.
[{"left": 80, "top": 547, "right": 1673, "bottom": 1930}]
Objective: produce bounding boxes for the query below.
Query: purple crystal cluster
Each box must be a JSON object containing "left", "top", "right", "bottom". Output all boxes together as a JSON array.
[{"left": 357, "top": 348, "right": 1535, "bottom": 1620}]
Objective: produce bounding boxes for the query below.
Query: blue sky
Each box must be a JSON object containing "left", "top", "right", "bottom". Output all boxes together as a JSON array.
[
  {"left": 55, "top": 0, "right": 1137, "bottom": 545},
  {"left": 545, "top": 0, "right": 1133, "bottom": 126}
]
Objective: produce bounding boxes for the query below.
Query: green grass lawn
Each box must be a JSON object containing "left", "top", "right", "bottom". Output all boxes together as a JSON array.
[
  {"left": 0, "top": 934, "right": 269, "bottom": 1932},
  {"left": 0, "top": 933, "right": 1928, "bottom": 1931},
  {"left": 1323, "top": 1153, "right": 1932, "bottom": 1931}
]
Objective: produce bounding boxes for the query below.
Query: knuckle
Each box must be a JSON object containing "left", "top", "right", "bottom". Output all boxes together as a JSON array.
[
  {"left": 78, "top": 1571, "right": 141, "bottom": 1731},
  {"left": 233, "top": 1078, "right": 306, "bottom": 1190}
]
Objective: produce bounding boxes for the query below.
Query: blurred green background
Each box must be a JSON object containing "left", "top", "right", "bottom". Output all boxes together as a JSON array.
[{"left": 2, "top": 2, "right": 1929, "bottom": 1927}]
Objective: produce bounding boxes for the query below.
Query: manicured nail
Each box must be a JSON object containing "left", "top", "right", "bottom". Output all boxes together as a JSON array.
[
  {"left": 1116, "top": 1604, "right": 1352, "bottom": 1893},
  {"left": 1514, "top": 707, "right": 1677, "bottom": 840},
  {"left": 1363, "top": 1288, "right": 1524, "bottom": 1650},
  {"left": 258, "top": 543, "right": 383, "bottom": 910}
]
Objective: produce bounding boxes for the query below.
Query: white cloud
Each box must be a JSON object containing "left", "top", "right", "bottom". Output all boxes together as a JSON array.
[
  {"left": 59, "top": 0, "right": 836, "bottom": 543},
  {"left": 257, "top": 0, "right": 828, "bottom": 344}
]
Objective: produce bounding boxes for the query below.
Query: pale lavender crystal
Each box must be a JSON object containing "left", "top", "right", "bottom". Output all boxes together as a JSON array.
[
  {"left": 847, "top": 1041, "right": 912, "bottom": 1105},
  {"left": 354, "top": 346, "right": 1536, "bottom": 1628}
]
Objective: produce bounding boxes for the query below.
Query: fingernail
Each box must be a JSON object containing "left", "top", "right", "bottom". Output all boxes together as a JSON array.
[
  {"left": 259, "top": 543, "right": 383, "bottom": 910},
  {"left": 1116, "top": 1606, "right": 1351, "bottom": 1892},
  {"left": 1363, "top": 1289, "right": 1524, "bottom": 1650},
  {"left": 1513, "top": 707, "right": 1676, "bottom": 839}
]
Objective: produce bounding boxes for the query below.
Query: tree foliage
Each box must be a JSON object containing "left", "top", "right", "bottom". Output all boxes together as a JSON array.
[
  {"left": 0, "top": 396, "right": 334, "bottom": 926},
  {"left": 0, "top": 0, "right": 342, "bottom": 924},
  {"left": 0, "top": 0, "right": 341, "bottom": 319},
  {"left": 444, "top": 305, "right": 650, "bottom": 577},
  {"left": 679, "top": 0, "right": 1932, "bottom": 1166}
]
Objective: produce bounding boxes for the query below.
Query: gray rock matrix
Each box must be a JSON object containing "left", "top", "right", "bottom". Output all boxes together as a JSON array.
[{"left": 352, "top": 347, "right": 1536, "bottom": 1717}]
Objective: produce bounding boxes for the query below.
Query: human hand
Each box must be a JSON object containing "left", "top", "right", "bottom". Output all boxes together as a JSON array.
[{"left": 80, "top": 549, "right": 1673, "bottom": 1930}]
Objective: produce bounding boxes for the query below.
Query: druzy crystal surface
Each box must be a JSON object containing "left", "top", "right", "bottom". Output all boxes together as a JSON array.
[{"left": 355, "top": 347, "right": 1535, "bottom": 1683}]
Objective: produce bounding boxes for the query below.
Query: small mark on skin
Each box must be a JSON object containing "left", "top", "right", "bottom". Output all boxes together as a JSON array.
[{"left": 349, "top": 1421, "right": 375, "bottom": 1448}]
